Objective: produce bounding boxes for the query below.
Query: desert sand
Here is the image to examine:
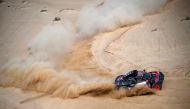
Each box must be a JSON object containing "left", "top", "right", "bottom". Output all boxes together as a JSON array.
[{"left": 0, "top": 0, "right": 190, "bottom": 109}]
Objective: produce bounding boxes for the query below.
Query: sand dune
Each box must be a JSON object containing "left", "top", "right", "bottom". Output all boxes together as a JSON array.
[{"left": 0, "top": 0, "right": 190, "bottom": 109}]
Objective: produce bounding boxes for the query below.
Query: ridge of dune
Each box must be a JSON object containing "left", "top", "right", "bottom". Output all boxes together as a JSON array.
[{"left": 91, "top": 0, "right": 190, "bottom": 77}]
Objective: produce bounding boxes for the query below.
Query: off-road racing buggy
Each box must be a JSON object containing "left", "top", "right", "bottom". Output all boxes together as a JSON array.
[{"left": 115, "top": 70, "right": 164, "bottom": 90}]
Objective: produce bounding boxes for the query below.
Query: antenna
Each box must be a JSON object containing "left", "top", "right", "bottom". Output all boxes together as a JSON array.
[{"left": 158, "top": 31, "right": 161, "bottom": 72}]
